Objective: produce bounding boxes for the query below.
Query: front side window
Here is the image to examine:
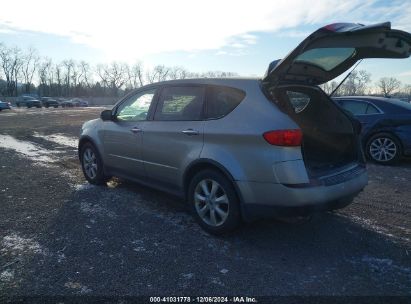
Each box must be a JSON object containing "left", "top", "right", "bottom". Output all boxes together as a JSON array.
[
  {"left": 154, "top": 86, "right": 205, "bottom": 121},
  {"left": 206, "top": 86, "right": 245, "bottom": 119},
  {"left": 115, "top": 89, "right": 156, "bottom": 121}
]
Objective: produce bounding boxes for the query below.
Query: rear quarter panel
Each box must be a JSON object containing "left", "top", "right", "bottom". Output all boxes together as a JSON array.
[{"left": 201, "top": 81, "right": 304, "bottom": 183}]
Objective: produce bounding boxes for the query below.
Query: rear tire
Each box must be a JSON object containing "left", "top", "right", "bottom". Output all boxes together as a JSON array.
[
  {"left": 80, "top": 142, "right": 109, "bottom": 185},
  {"left": 366, "top": 133, "right": 401, "bottom": 165},
  {"left": 188, "top": 169, "right": 241, "bottom": 235}
]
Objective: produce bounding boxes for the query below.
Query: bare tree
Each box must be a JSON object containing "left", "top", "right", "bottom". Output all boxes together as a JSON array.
[
  {"left": 79, "top": 61, "right": 91, "bottom": 89},
  {"left": 96, "top": 62, "right": 129, "bottom": 96},
  {"left": 21, "top": 47, "right": 40, "bottom": 94},
  {"left": 339, "top": 70, "right": 371, "bottom": 96},
  {"left": 377, "top": 77, "right": 401, "bottom": 96},
  {"left": 169, "top": 66, "right": 188, "bottom": 80},
  {"left": 37, "top": 58, "right": 53, "bottom": 96},
  {"left": 402, "top": 84, "right": 411, "bottom": 99},
  {"left": 320, "top": 81, "right": 339, "bottom": 95},
  {"left": 62, "top": 59, "right": 74, "bottom": 96},
  {"left": 0, "top": 44, "right": 23, "bottom": 96},
  {"left": 54, "top": 64, "right": 63, "bottom": 96},
  {"left": 146, "top": 65, "right": 170, "bottom": 83},
  {"left": 127, "top": 62, "right": 144, "bottom": 88}
]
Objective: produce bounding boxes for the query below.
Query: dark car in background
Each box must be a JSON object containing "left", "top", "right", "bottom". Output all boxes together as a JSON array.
[
  {"left": 0, "top": 100, "right": 12, "bottom": 111},
  {"left": 333, "top": 96, "right": 411, "bottom": 164},
  {"left": 16, "top": 95, "right": 42, "bottom": 108},
  {"left": 41, "top": 97, "right": 59, "bottom": 108},
  {"left": 61, "top": 98, "right": 88, "bottom": 107}
]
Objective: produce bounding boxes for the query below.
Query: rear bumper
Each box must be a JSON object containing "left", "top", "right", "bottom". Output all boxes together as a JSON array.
[{"left": 237, "top": 167, "right": 368, "bottom": 221}]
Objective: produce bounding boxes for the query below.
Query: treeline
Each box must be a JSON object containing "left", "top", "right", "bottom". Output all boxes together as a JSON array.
[
  {"left": 320, "top": 70, "right": 411, "bottom": 98},
  {"left": 1, "top": 43, "right": 411, "bottom": 99},
  {"left": 0, "top": 43, "right": 238, "bottom": 98}
]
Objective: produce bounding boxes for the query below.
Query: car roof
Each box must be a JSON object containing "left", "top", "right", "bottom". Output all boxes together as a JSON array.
[
  {"left": 333, "top": 96, "right": 411, "bottom": 112},
  {"left": 141, "top": 77, "right": 260, "bottom": 88}
]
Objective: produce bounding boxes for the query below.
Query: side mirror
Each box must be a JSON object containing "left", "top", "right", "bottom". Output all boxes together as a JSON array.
[{"left": 100, "top": 110, "right": 113, "bottom": 121}]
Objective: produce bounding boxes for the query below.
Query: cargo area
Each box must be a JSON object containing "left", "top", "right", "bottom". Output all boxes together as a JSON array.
[{"left": 272, "top": 85, "right": 359, "bottom": 177}]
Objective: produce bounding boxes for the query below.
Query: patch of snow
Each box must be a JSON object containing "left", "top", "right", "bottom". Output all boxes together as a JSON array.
[
  {"left": 220, "top": 268, "right": 229, "bottom": 274},
  {"left": 74, "top": 184, "right": 95, "bottom": 191},
  {"left": 339, "top": 214, "right": 410, "bottom": 243},
  {"left": 1, "top": 233, "right": 46, "bottom": 256},
  {"left": 64, "top": 281, "right": 92, "bottom": 294},
  {"left": 33, "top": 132, "right": 78, "bottom": 148},
  {"left": 0, "top": 270, "right": 14, "bottom": 282},
  {"left": 0, "top": 134, "right": 57, "bottom": 163},
  {"left": 349, "top": 255, "right": 411, "bottom": 279}
]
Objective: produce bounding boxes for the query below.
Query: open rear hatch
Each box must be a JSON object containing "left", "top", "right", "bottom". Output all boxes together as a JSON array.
[{"left": 262, "top": 22, "right": 411, "bottom": 177}]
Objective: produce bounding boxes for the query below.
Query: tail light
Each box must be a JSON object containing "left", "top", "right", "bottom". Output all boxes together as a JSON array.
[{"left": 263, "top": 129, "right": 303, "bottom": 146}]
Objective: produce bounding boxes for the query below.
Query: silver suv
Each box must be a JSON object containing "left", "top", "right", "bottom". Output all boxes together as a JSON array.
[{"left": 79, "top": 22, "right": 411, "bottom": 234}]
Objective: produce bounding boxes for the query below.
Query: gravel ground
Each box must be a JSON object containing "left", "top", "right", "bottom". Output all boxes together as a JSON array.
[{"left": 0, "top": 107, "right": 410, "bottom": 300}]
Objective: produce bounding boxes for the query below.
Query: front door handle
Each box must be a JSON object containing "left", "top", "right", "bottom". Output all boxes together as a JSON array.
[
  {"left": 130, "top": 127, "right": 142, "bottom": 133},
  {"left": 182, "top": 129, "right": 199, "bottom": 136}
]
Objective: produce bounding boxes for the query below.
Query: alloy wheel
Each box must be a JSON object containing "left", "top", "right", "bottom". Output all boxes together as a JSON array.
[
  {"left": 369, "top": 137, "right": 397, "bottom": 162},
  {"left": 194, "top": 179, "right": 229, "bottom": 227},
  {"left": 83, "top": 148, "right": 98, "bottom": 179}
]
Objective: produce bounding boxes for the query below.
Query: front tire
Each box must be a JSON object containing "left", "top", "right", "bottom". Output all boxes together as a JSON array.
[
  {"left": 366, "top": 133, "right": 401, "bottom": 165},
  {"left": 80, "top": 142, "right": 109, "bottom": 185},
  {"left": 188, "top": 170, "right": 241, "bottom": 235}
]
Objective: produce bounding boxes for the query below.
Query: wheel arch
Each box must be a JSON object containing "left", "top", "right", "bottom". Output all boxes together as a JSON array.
[
  {"left": 182, "top": 159, "right": 244, "bottom": 205},
  {"left": 78, "top": 135, "right": 101, "bottom": 160},
  {"left": 364, "top": 130, "right": 404, "bottom": 156}
]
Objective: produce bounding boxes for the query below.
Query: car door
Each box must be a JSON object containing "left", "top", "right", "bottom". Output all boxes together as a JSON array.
[
  {"left": 102, "top": 88, "right": 158, "bottom": 177},
  {"left": 141, "top": 85, "right": 205, "bottom": 187},
  {"left": 338, "top": 99, "right": 382, "bottom": 135}
]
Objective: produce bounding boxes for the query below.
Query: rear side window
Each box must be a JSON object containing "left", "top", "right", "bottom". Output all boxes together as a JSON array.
[
  {"left": 340, "top": 100, "right": 379, "bottom": 115},
  {"left": 154, "top": 86, "right": 205, "bottom": 121},
  {"left": 205, "top": 86, "right": 245, "bottom": 119},
  {"left": 286, "top": 91, "right": 310, "bottom": 113}
]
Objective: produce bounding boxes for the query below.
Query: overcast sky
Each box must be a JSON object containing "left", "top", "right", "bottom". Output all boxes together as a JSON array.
[{"left": 1, "top": 0, "right": 411, "bottom": 84}]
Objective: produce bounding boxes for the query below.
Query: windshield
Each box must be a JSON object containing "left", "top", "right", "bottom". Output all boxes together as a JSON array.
[{"left": 295, "top": 48, "right": 356, "bottom": 71}]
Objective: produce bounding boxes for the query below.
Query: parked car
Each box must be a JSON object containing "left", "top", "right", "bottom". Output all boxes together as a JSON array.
[
  {"left": 16, "top": 95, "right": 42, "bottom": 108},
  {"left": 79, "top": 22, "right": 410, "bottom": 234},
  {"left": 61, "top": 98, "right": 88, "bottom": 107},
  {"left": 41, "top": 97, "right": 59, "bottom": 108},
  {"left": 0, "top": 100, "right": 12, "bottom": 111},
  {"left": 333, "top": 96, "right": 411, "bottom": 164}
]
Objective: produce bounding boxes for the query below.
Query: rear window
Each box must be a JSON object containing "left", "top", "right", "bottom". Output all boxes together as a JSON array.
[
  {"left": 295, "top": 48, "right": 356, "bottom": 71},
  {"left": 205, "top": 86, "right": 245, "bottom": 119}
]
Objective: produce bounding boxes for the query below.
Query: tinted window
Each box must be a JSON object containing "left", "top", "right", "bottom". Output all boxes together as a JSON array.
[
  {"left": 206, "top": 86, "right": 245, "bottom": 119},
  {"left": 286, "top": 91, "right": 310, "bottom": 113},
  {"left": 154, "top": 86, "right": 205, "bottom": 121},
  {"left": 116, "top": 89, "right": 156, "bottom": 121},
  {"left": 295, "top": 48, "right": 356, "bottom": 71},
  {"left": 366, "top": 104, "right": 380, "bottom": 114},
  {"left": 340, "top": 100, "right": 368, "bottom": 115}
]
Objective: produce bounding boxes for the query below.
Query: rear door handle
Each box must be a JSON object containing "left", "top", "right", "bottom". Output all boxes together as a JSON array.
[
  {"left": 182, "top": 129, "right": 199, "bottom": 136},
  {"left": 130, "top": 127, "right": 142, "bottom": 133}
]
